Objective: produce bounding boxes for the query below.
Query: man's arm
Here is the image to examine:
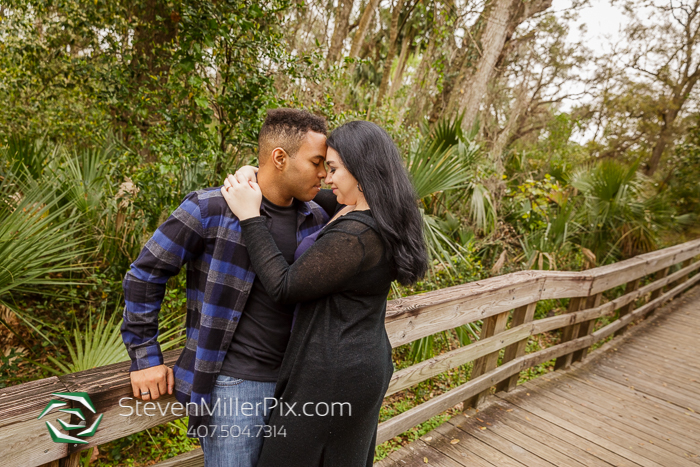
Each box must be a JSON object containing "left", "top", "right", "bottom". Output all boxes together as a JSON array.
[{"left": 121, "top": 191, "right": 205, "bottom": 400}]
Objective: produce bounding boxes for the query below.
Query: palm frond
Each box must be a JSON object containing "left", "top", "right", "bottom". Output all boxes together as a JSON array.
[
  {"left": 45, "top": 303, "right": 186, "bottom": 375},
  {"left": 468, "top": 183, "right": 497, "bottom": 234},
  {"left": 0, "top": 177, "right": 88, "bottom": 298}
]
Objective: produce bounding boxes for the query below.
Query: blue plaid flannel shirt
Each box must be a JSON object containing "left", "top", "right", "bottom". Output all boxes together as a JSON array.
[{"left": 121, "top": 187, "right": 328, "bottom": 428}]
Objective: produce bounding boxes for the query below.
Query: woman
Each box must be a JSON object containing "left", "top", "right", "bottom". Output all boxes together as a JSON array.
[{"left": 220, "top": 120, "right": 427, "bottom": 466}]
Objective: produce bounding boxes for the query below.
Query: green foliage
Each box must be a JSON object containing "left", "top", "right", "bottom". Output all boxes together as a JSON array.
[
  {"left": 570, "top": 159, "right": 676, "bottom": 262},
  {"left": 0, "top": 0, "right": 292, "bottom": 161},
  {"left": 42, "top": 302, "right": 185, "bottom": 375},
  {"left": 669, "top": 122, "right": 700, "bottom": 218},
  {"left": 94, "top": 418, "right": 198, "bottom": 466},
  {"left": 44, "top": 305, "right": 129, "bottom": 375},
  {"left": 0, "top": 173, "right": 88, "bottom": 329}
]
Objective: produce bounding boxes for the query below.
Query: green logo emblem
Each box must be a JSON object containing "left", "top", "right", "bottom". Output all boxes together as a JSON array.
[{"left": 38, "top": 392, "right": 103, "bottom": 444}]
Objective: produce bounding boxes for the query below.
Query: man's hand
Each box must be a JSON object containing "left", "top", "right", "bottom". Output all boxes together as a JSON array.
[{"left": 130, "top": 365, "right": 174, "bottom": 401}]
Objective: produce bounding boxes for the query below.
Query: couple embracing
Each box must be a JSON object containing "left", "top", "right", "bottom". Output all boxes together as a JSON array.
[{"left": 121, "top": 108, "right": 428, "bottom": 466}]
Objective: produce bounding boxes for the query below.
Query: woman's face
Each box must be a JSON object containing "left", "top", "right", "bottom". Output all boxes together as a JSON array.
[{"left": 324, "top": 147, "right": 364, "bottom": 206}]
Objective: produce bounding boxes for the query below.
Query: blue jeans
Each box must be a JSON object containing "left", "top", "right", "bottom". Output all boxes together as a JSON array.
[{"left": 199, "top": 375, "right": 277, "bottom": 467}]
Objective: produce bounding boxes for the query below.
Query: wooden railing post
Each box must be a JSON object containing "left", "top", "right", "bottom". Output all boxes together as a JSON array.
[
  {"left": 614, "top": 278, "right": 641, "bottom": 337},
  {"left": 649, "top": 267, "right": 670, "bottom": 301},
  {"left": 495, "top": 302, "right": 537, "bottom": 393},
  {"left": 463, "top": 311, "right": 509, "bottom": 408},
  {"left": 553, "top": 296, "right": 585, "bottom": 370},
  {"left": 571, "top": 292, "right": 603, "bottom": 363}
]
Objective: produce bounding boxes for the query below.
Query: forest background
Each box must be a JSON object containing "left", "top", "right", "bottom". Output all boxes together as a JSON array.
[{"left": 1, "top": 0, "right": 700, "bottom": 464}]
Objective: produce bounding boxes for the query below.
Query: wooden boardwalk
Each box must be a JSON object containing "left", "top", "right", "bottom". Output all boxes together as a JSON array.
[{"left": 376, "top": 286, "right": 700, "bottom": 467}]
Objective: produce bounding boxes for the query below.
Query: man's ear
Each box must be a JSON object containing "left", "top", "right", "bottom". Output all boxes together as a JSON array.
[{"left": 271, "top": 147, "right": 288, "bottom": 170}]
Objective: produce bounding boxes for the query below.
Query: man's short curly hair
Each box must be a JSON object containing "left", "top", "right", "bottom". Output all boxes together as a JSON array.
[{"left": 258, "top": 108, "right": 327, "bottom": 165}]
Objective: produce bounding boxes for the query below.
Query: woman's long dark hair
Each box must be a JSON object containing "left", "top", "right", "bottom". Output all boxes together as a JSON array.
[{"left": 327, "top": 121, "right": 428, "bottom": 285}]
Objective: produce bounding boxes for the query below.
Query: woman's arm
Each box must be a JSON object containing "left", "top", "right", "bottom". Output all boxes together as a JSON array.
[
  {"left": 226, "top": 166, "right": 342, "bottom": 219},
  {"left": 240, "top": 217, "right": 369, "bottom": 305}
]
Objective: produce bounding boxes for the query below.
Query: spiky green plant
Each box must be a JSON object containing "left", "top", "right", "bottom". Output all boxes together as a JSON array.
[
  {"left": 0, "top": 175, "right": 88, "bottom": 342},
  {"left": 43, "top": 304, "right": 186, "bottom": 375},
  {"left": 406, "top": 117, "right": 481, "bottom": 273},
  {"left": 570, "top": 160, "right": 677, "bottom": 263},
  {"left": 519, "top": 202, "right": 578, "bottom": 270},
  {"left": 403, "top": 115, "right": 487, "bottom": 363}
]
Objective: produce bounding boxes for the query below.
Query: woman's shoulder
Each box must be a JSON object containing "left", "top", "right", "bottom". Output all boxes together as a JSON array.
[
  {"left": 327, "top": 210, "right": 376, "bottom": 230},
  {"left": 320, "top": 211, "right": 383, "bottom": 246}
]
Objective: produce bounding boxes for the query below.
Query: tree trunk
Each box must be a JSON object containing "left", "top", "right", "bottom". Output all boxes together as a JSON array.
[
  {"left": 388, "top": 33, "right": 412, "bottom": 97},
  {"left": 376, "top": 0, "right": 406, "bottom": 105},
  {"left": 349, "top": 0, "right": 381, "bottom": 59},
  {"left": 427, "top": 10, "right": 483, "bottom": 124},
  {"left": 327, "top": 0, "right": 355, "bottom": 63},
  {"left": 129, "top": 0, "right": 178, "bottom": 82},
  {"left": 490, "top": 77, "right": 530, "bottom": 168},
  {"left": 645, "top": 110, "right": 678, "bottom": 176},
  {"left": 451, "top": 0, "right": 519, "bottom": 133},
  {"left": 428, "top": 0, "right": 552, "bottom": 129},
  {"left": 404, "top": 15, "right": 438, "bottom": 124},
  {"left": 645, "top": 76, "right": 700, "bottom": 175}
]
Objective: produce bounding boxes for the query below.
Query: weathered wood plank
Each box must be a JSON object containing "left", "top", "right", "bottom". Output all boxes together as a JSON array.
[
  {"left": 528, "top": 382, "right": 698, "bottom": 466},
  {"left": 152, "top": 448, "right": 204, "bottom": 467},
  {"left": 650, "top": 267, "right": 671, "bottom": 302},
  {"left": 489, "top": 398, "right": 636, "bottom": 467},
  {"left": 609, "top": 350, "right": 700, "bottom": 394},
  {"left": 464, "top": 310, "right": 509, "bottom": 408},
  {"left": 385, "top": 323, "right": 532, "bottom": 396},
  {"left": 498, "top": 387, "right": 663, "bottom": 467},
  {"left": 572, "top": 292, "right": 603, "bottom": 362},
  {"left": 548, "top": 375, "right": 700, "bottom": 452},
  {"left": 594, "top": 359, "right": 700, "bottom": 408},
  {"left": 495, "top": 303, "right": 537, "bottom": 393},
  {"left": 486, "top": 418, "right": 588, "bottom": 467},
  {"left": 420, "top": 429, "right": 496, "bottom": 467},
  {"left": 386, "top": 268, "right": 699, "bottom": 402},
  {"left": 377, "top": 275, "right": 700, "bottom": 445},
  {"left": 0, "top": 350, "right": 182, "bottom": 466},
  {"left": 615, "top": 278, "right": 642, "bottom": 337},
  {"left": 491, "top": 407, "right": 603, "bottom": 466},
  {"left": 526, "top": 378, "right": 700, "bottom": 463},
  {"left": 669, "top": 259, "right": 694, "bottom": 289},
  {"left": 376, "top": 325, "right": 603, "bottom": 444},
  {"left": 554, "top": 297, "right": 586, "bottom": 370},
  {"left": 589, "top": 238, "right": 700, "bottom": 294},
  {"left": 568, "top": 372, "right": 700, "bottom": 424},
  {"left": 385, "top": 273, "right": 551, "bottom": 347},
  {"left": 0, "top": 377, "right": 69, "bottom": 467},
  {"left": 55, "top": 350, "right": 182, "bottom": 453},
  {"left": 444, "top": 414, "right": 530, "bottom": 466}
]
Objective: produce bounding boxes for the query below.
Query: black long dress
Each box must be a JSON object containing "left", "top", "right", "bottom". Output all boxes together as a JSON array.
[{"left": 238, "top": 211, "right": 395, "bottom": 466}]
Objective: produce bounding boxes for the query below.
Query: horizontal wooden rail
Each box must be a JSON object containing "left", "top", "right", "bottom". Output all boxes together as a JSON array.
[
  {"left": 386, "top": 257, "right": 700, "bottom": 396},
  {"left": 385, "top": 238, "right": 700, "bottom": 347},
  {"left": 376, "top": 269, "right": 700, "bottom": 443},
  {"left": 1, "top": 238, "right": 698, "bottom": 467}
]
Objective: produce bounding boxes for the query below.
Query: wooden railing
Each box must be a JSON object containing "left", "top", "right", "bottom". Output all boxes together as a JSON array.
[{"left": 2, "top": 238, "right": 699, "bottom": 467}]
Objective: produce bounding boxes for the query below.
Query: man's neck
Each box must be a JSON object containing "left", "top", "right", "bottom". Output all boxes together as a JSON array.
[{"left": 256, "top": 169, "right": 294, "bottom": 207}]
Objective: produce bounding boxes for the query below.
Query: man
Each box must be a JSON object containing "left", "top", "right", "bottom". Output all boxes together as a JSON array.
[{"left": 121, "top": 108, "right": 334, "bottom": 466}]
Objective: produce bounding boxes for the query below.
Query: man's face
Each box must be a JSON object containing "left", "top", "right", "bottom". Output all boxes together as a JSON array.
[{"left": 283, "top": 131, "right": 328, "bottom": 202}]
